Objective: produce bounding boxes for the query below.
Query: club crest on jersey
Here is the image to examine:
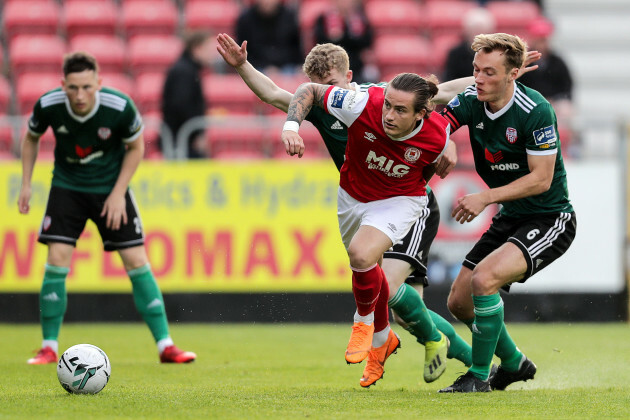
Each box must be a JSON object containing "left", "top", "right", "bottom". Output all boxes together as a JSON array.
[
  {"left": 404, "top": 147, "right": 421, "bottom": 163},
  {"left": 506, "top": 127, "right": 517, "bottom": 144},
  {"left": 98, "top": 127, "right": 111, "bottom": 140}
]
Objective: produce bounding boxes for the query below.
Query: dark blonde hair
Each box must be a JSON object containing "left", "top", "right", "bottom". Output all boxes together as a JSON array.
[
  {"left": 386, "top": 73, "right": 439, "bottom": 118},
  {"left": 302, "top": 43, "right": 349, "bottom": 80},
  {"left": 471, "top": 33, "right": 527, "bottom": 72},
  {"left": 63, "top": 52, "right": 99, "bottom": 76}
]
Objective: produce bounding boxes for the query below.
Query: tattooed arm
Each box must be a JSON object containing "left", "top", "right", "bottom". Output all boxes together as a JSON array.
[{"left": 281, "top": 83, "right": 329, "bottom": 158}]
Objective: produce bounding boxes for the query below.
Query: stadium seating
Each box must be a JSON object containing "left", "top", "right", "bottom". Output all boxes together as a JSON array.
[
  {"left": 207, "top": 119, "right": 270, "bottom": 159},
  {"left": 0, "top": 76, "right": 11, "bottom": 114},
  {"left": 374, "top": 35, "right": 435, "bottom": 77},
  {"left": 140, "top": 111, "right": 164, "bottom": 160},
  {"left": 365, "top": 0, "right": 426, "bottom": 37},
  {"left": 63, "top": 1, "right": 118, "bottom": 39},
  {"left": 127, "top": 35, "right": 182, "bottom": 77},
  {"left": 69, "top": 35, "right": 127, "bottom": 73},
  {"left": 183, "top": 0, "right": 241, "bottom": 34},
  {"left": 3, "top": 0, "right": 60, "bottom": 42},
  {"left": 431, "top": 34, "right": 461, "bottom": 74},
  {"left": 203, "top": 74, "right": 261, "bottom": 114},
  {"left": 265, "top": 115, "right": 329, "bottom": 160},
  {"left": 0, "top": 123, "right": 15, "bottom": 160},
  {"left": 134, "top": 72, "right": 166, "bottom": 114},
  {"left": 15, "top": 73, "right": 62, "bottom": 115},
  {"left": 100, "top": 73, "right": 135, "bottom": 96},
  {"left": 425, "top": 0, "right": 477, "bottom": 38},
  {"left": 9, "top": 35, "right": 67, "bottom": 75},
  {"left": 121, "top": 0, "right": 178, "bottom": 38},
  {"left": 298, "top": 0, "right": 331, "bottom": 49},
  {"left": 486, "top": 1, "right": 541, "bottom": 38}
]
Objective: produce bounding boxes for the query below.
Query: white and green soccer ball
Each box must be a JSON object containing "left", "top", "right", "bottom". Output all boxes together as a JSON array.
[{"left": 57, "top": 344, "right": 111, "bottom": 394}]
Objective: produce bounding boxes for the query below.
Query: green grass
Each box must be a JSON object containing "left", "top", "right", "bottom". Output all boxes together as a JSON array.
[{"left": 1, "top": 323, "right": 629, "bottom": 419}]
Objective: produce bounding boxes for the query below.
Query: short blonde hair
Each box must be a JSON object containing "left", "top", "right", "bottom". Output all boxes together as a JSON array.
[
  {"left": 302, "top": 43, "right": 349, "bottom": 80},
  {"left": 471, "top": 33, "right": 527, "bottom": 72}
]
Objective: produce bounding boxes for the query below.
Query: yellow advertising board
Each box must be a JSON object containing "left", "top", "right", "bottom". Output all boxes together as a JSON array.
[{"left": 0, "top": 160, "right": 352, "bottom": 292}]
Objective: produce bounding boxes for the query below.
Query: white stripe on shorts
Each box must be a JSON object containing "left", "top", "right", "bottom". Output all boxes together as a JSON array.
[{"left": 527, "top": 212, "right": 571, "bottom": 258}]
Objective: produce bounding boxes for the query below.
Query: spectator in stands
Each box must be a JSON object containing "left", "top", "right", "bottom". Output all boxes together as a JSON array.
[
  {"left": 236, "top": 0, "right": 303, "bottom": 74},
  {"left": 161, "top": 31, "right": 214, "bottom": 159},
  {"left": 313, "top": 0, "right": 375, "bottom": 83},
  {"left": 444, "top": 7, "right": 496, "bottom": 81},
  {"left": 518, "top": 17, "right": 574, "bottom": 147}
]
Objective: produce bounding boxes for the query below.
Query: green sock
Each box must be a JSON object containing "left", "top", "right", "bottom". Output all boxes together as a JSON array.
[
  {"left": 40, "top": 264, "right": 69, "bottom": 341},
  {"left": 429, "top": 310, "right": 472, "bottom": 366},
  {"left": 470, "top": 294, "right": 504, "bottom": 381},
  {"left": 495, "top": 324, "right": 524, "bottom": 372},
  {"left": 129, "top": 264, "right": 170, "bottom": 342},
  {"left": 389, "top": 283, "right": 441, "bottom": 343}
]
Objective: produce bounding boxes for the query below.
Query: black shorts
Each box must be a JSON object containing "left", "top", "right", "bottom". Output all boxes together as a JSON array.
[
  {"left": 38, "top": 186, "right": 145, "bottom": 251},
  {"left": 384, "top": 191, "right": 440, "bottom": 287},
  {"left": 463, "top": 211, "right": 577, "bottom": 289}
]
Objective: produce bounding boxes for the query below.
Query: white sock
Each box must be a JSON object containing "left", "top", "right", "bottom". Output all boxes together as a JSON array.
[
  {"left": 353, "top": 310, "right": 374, "bottom": 325},
  {"left": 157, "top": 337, "right": 174, "bottom": 354},
  {"left": 372, "top": 326, "right": 391, "bottom": 348},
  {"left": 42, "top": 340, "right": 58, "bottom": 353}
]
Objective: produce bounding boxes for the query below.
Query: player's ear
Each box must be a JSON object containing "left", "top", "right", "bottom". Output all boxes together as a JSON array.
[
  {"left": 416, "top": 109, "right": 427, "bottom": 121},
  {"left": 346, "top": 70, "right": 353, "bottom": 84}
]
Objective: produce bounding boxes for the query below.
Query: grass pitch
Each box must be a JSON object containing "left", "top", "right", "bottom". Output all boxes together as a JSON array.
[{"left": 1, "top": 323, "right": 629, "bottom": 419}]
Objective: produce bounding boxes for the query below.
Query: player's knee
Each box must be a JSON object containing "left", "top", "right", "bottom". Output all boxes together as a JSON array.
[
  {"left": 470, "top": 265, "right": 496, "bottom": 295},
  {"left": 347, "top": 247, "right": 374, "bottom": 270}
]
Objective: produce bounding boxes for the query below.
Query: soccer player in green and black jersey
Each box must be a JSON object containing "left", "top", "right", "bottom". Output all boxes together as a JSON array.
[
  {"left": 19, "top": 52, "right": 196, "bottom": 365},
  {"left": 438, "top": 33, "right": 576, "bottom": 393}
]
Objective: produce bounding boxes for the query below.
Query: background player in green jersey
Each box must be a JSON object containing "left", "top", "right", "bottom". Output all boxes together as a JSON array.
[
  {"left": 439, "top": 33, "right": 577, "bottom": 393},
  {"left": 18, "top": 52, "right": 196, "bottom": 365},
  {"left": 218, "top": 34, "right": 539, "bottom": 387}
]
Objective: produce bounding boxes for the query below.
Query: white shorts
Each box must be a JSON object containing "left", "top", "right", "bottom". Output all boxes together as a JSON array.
[{"left": 337, "top": 187, "right": 428, "bottom": 251}]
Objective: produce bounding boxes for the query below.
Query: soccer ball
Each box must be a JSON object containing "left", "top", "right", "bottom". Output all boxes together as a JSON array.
[{"left": 57, "top": 344, "right": 111, "bottom": 394}]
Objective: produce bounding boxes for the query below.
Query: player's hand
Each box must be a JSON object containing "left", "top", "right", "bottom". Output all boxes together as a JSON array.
[
  {"left": 435, "top": 140, "right": 457, "bottom": 178},
  {"left": 451, "top": 193, "right": 488, "bottom": 224},
  {"left": 281, "top": 130, "right": 305, "bottom": 158},
  {"left": 216, "top": 33, "right": 247, "bottom": 68},
  {"left": 517, "top": 50, "right": 542, "bottom": 79},
  {"left": 17, "top": 185, "right": 31, "bottom": 214},
  {"left": 101, "top": 193, "right": 127, "bottom": 231}
]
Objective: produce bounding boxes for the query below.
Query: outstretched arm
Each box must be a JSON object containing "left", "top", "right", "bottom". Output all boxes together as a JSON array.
[
  {"left": 281, "top": 83, "right": 329, "bottom": 158},
  {"left": 434, "top": 50, "right": 542, "bottom": 105},
  {"left": 216, "top": 33, "right": 293, "bottom": 113}
]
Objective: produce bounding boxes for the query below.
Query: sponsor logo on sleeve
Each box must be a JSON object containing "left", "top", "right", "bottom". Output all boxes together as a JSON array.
[
  {"left": 330, "top": 89, "right": 349, "bottom": 109},
  {"left": 533, "top": 125, "right": 557, "bottom": 146},
  {"left": 129, "top": 113, "right": 143, "bottom": 134},
  {"left": 447, "top": 96, "right": 460, "bottom": 108}
]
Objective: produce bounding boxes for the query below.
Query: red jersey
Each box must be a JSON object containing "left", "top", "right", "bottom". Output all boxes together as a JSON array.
[{"left": 324, "top": 85, "right": 450, "bottom": 202}]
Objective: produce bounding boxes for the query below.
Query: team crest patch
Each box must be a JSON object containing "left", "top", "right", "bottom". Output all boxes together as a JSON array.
[
  {"left": 42, "top": 216, "right": 51, "bottom": 231},
  {"left": 533, "top": 125, "right": 557, "bottom": 146},
  {"left": 506, "top": 127, "right": 518, "bottom": 144},
  {"left": 404, "top": 147, "right": 421, "bottom": 163},
  {"left": 98, "top": 127, "right": 112, "bottom": 140}
]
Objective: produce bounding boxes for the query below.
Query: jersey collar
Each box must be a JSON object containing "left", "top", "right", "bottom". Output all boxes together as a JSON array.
[
  {"left": 483, "top": 84, "right": 516, "bottom": 120},
  {"left": 65, "top": 90, "right": 101, "bottom": 123}
]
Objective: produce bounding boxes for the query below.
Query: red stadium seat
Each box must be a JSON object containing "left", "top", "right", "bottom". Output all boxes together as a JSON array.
[
  {"left": 0, "top": 123, "right": 16, "bottom": 160},
  {"left": 487, "top": 1, "right": 541, "bottom": 37},
  {"left": 425, "top": 1, "right": 476, "bottom": 38},
  {"left": 298, "top": 0, "right": 331, "bottom": 49},
  {"left": 203, "top": 74, "right": 261, "bottom": 114},
  {"left": 9, "top": 35, "right": 67, "bottom": 75},
  {"left": 0, "top": 76, "right": 11, "bottom": 114},
  {"left": 374, "top": 35, "right": 435, "bottom": 76},
  {"left": 121, "top": 0, "right": 178, "bottom": 38},
  {"left": 134, "top": 72, "right": 166, "bottom": 114},
  {"left": 140, "top": 111, "right": 164, "bottom": 160},
  {"left": 100, "top": 73, "right": 134, "bottom": 96},
  {"left": 207, "top": 118, "right": 270, "bottom": 159},
  {"left": 184, "top": 0, "right": 241, "bottom": 34},
  {"left": 69, "top": 35, "right": 127, "bottom": 73},
  {"left": 431, "top": 34, "right": 461, "bottom": 75},
  {"left": 15, "top": 73, "right": 62, "bottom": 114},
  {"left": 128, "top": 35, "right": 182, "bottom": 77},
  {"left": 3, "top": 0, "right": 60, "bottom": 42},
  {"left": 63, "top": 1, "right": 119, "bottom": 39},
  {"left": 365, "top": 0, "right": 426, "bottom": 36}
]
